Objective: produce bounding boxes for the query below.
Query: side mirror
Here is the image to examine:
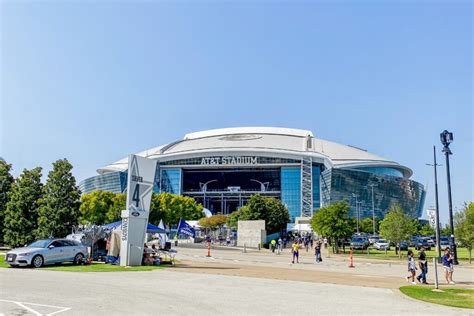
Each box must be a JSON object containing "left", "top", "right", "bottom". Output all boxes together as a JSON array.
[{"left": 48, "top": 245, "right": 55, "bottom": 249}]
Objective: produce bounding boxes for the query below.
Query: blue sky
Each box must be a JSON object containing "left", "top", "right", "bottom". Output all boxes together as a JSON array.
[{"left": 1, "top": 0, "right": 472, "bottom": 224}]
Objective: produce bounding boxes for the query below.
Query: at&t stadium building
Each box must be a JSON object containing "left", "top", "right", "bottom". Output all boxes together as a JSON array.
[{"left": 79, "top": 127, "right": 425, "bottom": 222}]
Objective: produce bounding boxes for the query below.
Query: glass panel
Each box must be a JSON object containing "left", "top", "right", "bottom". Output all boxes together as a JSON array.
[
  {"left": 160, "top": 169, "right": 182, "bottom": 194},
  {"left": 281, "top": 167, "right": 301, "bottom": 222}
]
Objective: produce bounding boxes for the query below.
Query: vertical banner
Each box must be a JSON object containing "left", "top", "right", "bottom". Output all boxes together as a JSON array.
[{"left": 120, "top": 155, "right": 157, "bottom": 266}]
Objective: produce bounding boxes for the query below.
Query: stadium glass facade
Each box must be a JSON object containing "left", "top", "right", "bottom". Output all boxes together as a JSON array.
[{"left": 321, "top": 168, "right": 426, "bottom": 219}]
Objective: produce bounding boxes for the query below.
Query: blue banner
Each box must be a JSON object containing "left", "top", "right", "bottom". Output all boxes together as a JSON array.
[{"left": 177, "top": 219, "right": 196, "bottom": 238}]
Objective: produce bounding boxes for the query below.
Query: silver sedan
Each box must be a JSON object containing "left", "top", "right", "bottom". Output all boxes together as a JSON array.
[{"left": 5, "top": 239, "right": 89, "bottom": 268}]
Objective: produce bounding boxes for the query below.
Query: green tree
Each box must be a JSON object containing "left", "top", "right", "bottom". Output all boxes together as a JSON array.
[
  {"left": 379, "top": 205, "right": 416, "bottom": 257},
  {"left": 79, "top": 191, "right": 115, "bottom": 224},
  {"left": 359, "top": 217, "right": 379, "bottom": 234},
  {"left": 36, "top": 159, "right": 81, "bottom": 238},
  {"left": 107, "top": 193, "right": 126, "bottom": 223},
  {"left": 455, "top": 202, "right": 474, "bottom": 263},
  {"left": 0, "top": 160, "right": 15, "bottom": 244},
  {"left": 3, "top": 167, "right": 43, "bottom": 246},
  {"left": 418, "top": 223, "right": 435, "bottom": 236},
  {"left": 440, "top": 224, "right": 452, "bottom": 237},
  {"left": 199, "top": 215, "right": 227, "bottom": 235},
  {"left": 149, "top": 192, "right": 203, "bottom": 226},
  {"left": 231, "top": 195, "right": 289, "bottom": 234},
  {"left": 226, "top": 206, "right": 251, "bottom": 229},
  {"left": 311, "top": 201, "right": 354, "bottom": 253}
]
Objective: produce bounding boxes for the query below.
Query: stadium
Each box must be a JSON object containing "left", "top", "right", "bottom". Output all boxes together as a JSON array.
[{"left": 79, "top": 127, "right": 426, "bottom": 222}]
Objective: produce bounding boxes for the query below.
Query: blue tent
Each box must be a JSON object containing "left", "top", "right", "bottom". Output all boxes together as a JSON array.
[{"left": 102, "top": 221, "right": 166, "bottom": 234}]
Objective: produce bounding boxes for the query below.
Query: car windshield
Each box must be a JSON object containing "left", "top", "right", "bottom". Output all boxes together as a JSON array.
[
  {"left": 353, "top": 238, "right": 365, "bottom": 242},
  {"left": 378, "top": 239, "right": 387, "bottom": 243},
  {"left": 27, "top": 239, "right": 53, "bottom": 248}
]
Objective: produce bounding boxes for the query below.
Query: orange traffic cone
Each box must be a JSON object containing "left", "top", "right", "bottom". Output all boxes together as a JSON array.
[{"left": 348, "top": 248, "right": 354, "bottom": 268}]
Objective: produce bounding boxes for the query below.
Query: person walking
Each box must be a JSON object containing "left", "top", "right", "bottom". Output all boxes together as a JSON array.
[
  {"left": 416, "top": 247, "right": 428, "bottom": 284},
  {"left": 277, "top": 237, "right": 283, "bottom": 254},
  {"left": 442, "top": 247, "right": 455, "bottom": 284},
  {"left": 270, "top": 239, "right": 276, "bottom": 253},
  {"left": 405, "top": 250, "right": 417, "bottom": 284},
  {"left": 291, "top": 241, "right": 300, "bottom": 264},
  {"left": 314, "top": 241, "right": 322, "bottom": 263}
]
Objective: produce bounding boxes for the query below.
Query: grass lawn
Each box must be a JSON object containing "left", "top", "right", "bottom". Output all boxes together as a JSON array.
[
  {"left": 400, "top": 286, "right": 474, "bottom": 309},
  {"left": 335, "top": 247, "right": 472, "bottom": 262},
  {"left": 0, "top": 254, "right": 169, "bottom": 272}
]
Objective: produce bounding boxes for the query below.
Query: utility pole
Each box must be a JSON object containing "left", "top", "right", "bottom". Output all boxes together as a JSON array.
[
  {"left": 368, "top": 184, "right": 377, "bottom": 236},
  {"left": 426, "top": 145, "right": 442, "bottom": 262}
]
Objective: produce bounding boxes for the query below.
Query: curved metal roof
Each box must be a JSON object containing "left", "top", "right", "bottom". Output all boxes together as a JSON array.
[{"left": 98, "top": 127, "right": 412, "bottom": 178}]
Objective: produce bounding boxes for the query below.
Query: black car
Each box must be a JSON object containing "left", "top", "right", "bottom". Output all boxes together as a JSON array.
[
  {"left": 414, "top": 238, "right": 431, "bottom": 250},
  {"left": 398, "top": 241, "right": 409, "bottom": 251}
]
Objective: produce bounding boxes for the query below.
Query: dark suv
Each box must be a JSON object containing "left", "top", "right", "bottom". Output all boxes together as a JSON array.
[
  {"left": 350, "top": 236, "right": 369, "bottom": 250},
  {"left": 414, "top": 237, "right": 431, "bottom": 250}
]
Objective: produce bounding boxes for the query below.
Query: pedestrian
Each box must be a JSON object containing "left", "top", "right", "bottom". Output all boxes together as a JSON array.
[
  {"left": 271, "top": 239, "right": 276, "bottom": 253},
  {"left": 416, "top": 247, "right": 428, "bottom": 284},
  {"left": 405, "top": 250, "right": 417, "bottom": 285},
  {"left": 315, "top": 241, "right": 322, "bottom": 263},
  {"left": 291, "top": 241, "right": 300, "bottom": 264},
  {"left": 226, "top": 235, "right": 230, "bottom": 246},
  {"left": 323, "top": 237, "right": 328, "bottom": 249},
  {"left": 283, "top": 237, "right": 287, "bottom": 249},
  {"left": 310, "top": 237, "right": 314, "bottom": 248},
  {"left": 277, "top": 237, "right": 283, "bottom": 254},
  {"left": 442, "top": 247, "right": 455, "bottom": 284}
]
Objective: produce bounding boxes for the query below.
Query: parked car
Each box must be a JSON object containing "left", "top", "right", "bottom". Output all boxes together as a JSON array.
[
  {"left": 439, "top": 236, "right": 450, "bottom": 250},
  {"left": 368, "top": 235, "right": 380, "bottom": 244},
  {"left": 409, "top": 236, "right": 419, "bottom": 247},
  {"left": 374, "top": 239, "right": 390, "bottom": 250},
  {"left": 414, "top": 237, "right": 431, "bottom": 250},
  {"left": 398, "top": 241, "right": 409, "bottom": 251},
  {"left": 350, "top": 236, "right": 369, "bottom": 250},
  {"left": 5, "top": 239, "right": 89, "bottom": 268}
]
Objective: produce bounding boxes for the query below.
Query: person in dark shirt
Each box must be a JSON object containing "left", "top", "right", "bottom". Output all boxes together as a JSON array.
[
  {"left": 442, "top": 247, "right": 455, "bottom": 284},
  {"left": 416, "top": 247, "right": 428, "bottom": 284}
]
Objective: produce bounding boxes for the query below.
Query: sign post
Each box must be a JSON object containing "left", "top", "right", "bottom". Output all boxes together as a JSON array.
[{"left": 120, "top": 155, "right": 157, "bottom": 266}]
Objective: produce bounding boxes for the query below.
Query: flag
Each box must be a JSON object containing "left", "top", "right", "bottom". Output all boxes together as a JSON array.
[{"left": 177, "top": 219, "right": 196, "bottom": 238}]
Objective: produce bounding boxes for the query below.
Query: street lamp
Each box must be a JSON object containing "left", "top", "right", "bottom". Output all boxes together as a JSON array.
[
  {"left": 367, "top": 184, "right": 377, "bottom": 236},
  {"left": 200, "top": 179, "right": 218, "bottom": 209},
  {"left": 426, "top": 145, "right": 442, "bottom": 262},
  {"left": 250, "top": 179, "right": 269, "bottom": 192},
  {"left": 440, "top": 130, "right": 458, "bottom": 265}
]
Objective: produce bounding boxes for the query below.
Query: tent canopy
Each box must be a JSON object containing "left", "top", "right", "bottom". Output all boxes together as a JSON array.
[{"left": 102, "top": 221, "right": 166, "bottom": 234}]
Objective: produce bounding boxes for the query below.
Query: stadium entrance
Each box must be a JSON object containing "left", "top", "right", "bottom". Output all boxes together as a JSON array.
[{"left": 182, "top": 168, "right": 281, "bottom": 214}]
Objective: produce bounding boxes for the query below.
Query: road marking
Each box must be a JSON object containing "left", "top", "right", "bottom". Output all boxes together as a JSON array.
[{"left": 0, "top": 299, "right": 71, "bottom": 316}]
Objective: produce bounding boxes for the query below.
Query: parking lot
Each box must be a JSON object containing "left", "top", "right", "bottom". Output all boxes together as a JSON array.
[{"left": 1, "top": 247, "right": 473, "bottom": 315}]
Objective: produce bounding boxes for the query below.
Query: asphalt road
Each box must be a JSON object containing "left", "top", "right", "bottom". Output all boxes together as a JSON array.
[{"left": 0, "top": 267, "right": 470, "bottom": 316}]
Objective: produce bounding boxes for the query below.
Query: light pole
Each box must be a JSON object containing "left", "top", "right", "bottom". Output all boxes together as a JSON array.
[
  {"left": 440, "top": 130, "right": 458, "bottom": 265},
  {"left": 200, "top": 179, "right": 218, "bottom": 209},
  {"left": 250, "top": 179, "right": 269, "bottom": 192},
  {"left": 352, "top": 194, "right": 359, "bottom": 233},
  {"left": 367, "top": 184, "right": 377, "bottom": 236},
  {"left": 426, "top": 145, "right": 442, "bottom": 262}
]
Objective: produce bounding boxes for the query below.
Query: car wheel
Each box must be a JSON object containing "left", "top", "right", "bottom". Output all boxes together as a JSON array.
[
  {"left": 31, "top": 255, "right": 44, "bottom": 268},
  {"left": 73, "top": 253, "right": 84, "bottom": 265}
]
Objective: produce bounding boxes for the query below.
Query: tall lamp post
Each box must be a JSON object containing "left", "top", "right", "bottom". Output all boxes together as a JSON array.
[
  {"left": 440, "top": 130, "right": 458, "bottom": 265},
  {"left": 200, "top": 179, "right": 218, "bottom": 209},
  {"left": 367, "top": 184, "right": 377, "bottom": 236},
  {"left": 250, "top": 179, "right": 269, "bottom": 192},
  {"left": 426, "top": 145, "right": 442, "bottom": 262}
]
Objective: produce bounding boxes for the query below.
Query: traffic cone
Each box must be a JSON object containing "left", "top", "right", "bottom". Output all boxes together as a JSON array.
[{"left": 348, "top": 248, "right": 354, "bottom": 268}]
